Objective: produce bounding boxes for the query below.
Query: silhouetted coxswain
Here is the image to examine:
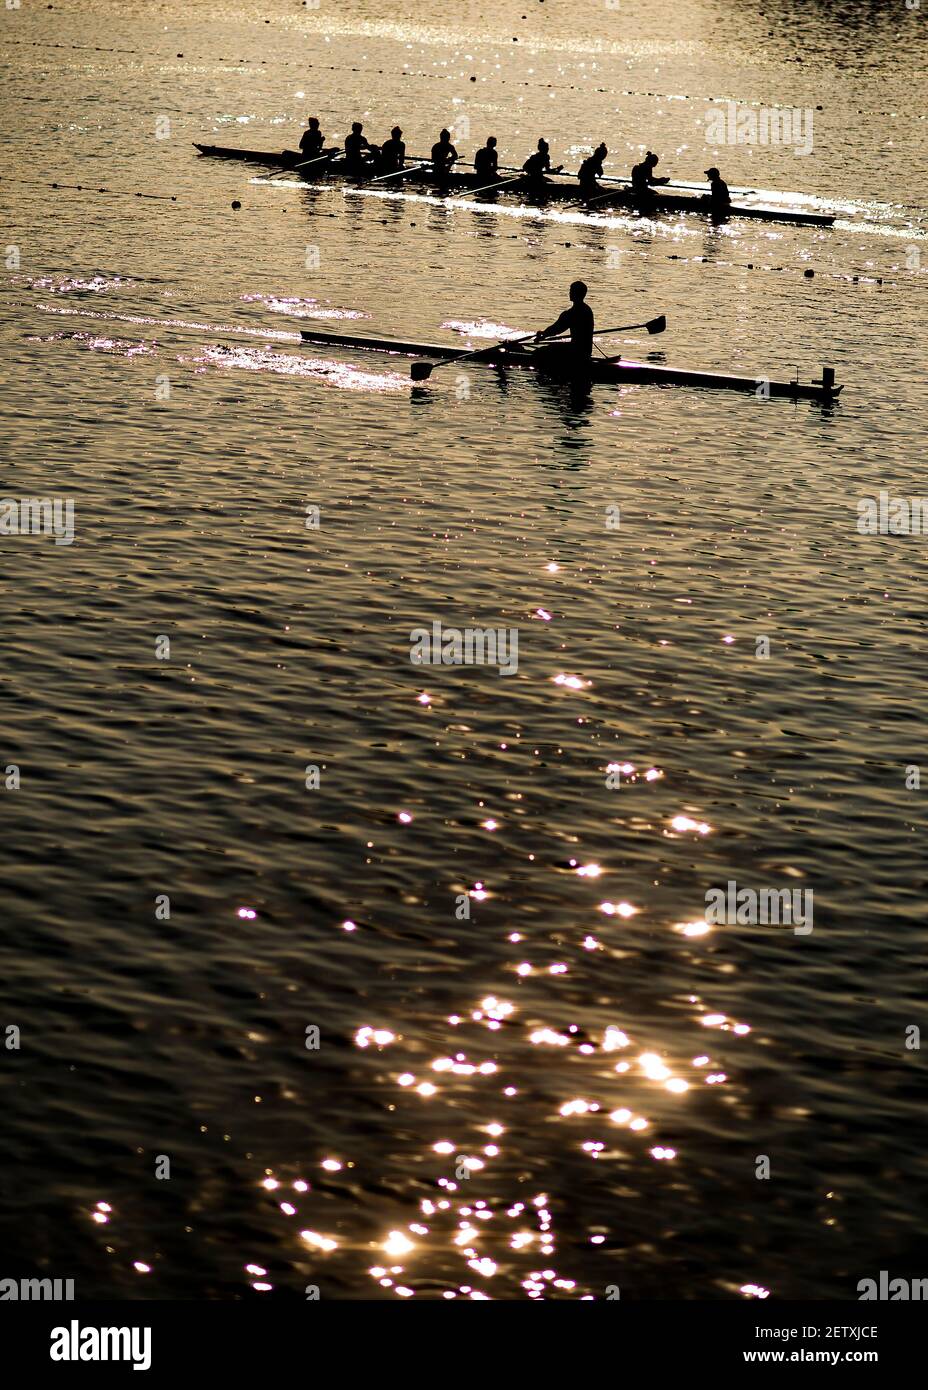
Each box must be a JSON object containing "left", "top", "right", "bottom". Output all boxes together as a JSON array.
[
  {"left": 630, "top": 151, "right": 670, "bottom": 202},
  {"left": 379, "top": 126, "right": 406, "bottom": 174},
  {"left": 529, "top": 280, "right": 595, "bottom": 371},
  {"left": 577, "top": 143, "right": 608, "bottom": 197},
  {"left": 474, "top": 136, "right": 499, "bottom": 181},
  {"left": 431, "top": 129, "right": 458, "bottom": 180},
  {"left": 344, "top": 121, "right": 377, "bottom": 174},
  {"left": 522, "top": 138, "right": 563, "bottom": 186},
  {"left": 704, "top": 166, "right": 731, "bottom": 211},
  {"left": 299, "top": 117, "right": 325, "bottom": 159}
]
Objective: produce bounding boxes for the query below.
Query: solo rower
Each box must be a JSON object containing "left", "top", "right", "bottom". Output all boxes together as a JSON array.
[
  {"left": 474, "top": 136, "right": 499, "bottom": 181},
  {"left": 299, "top": 116, "right": 325, "bottom": 159},
  {"left": 578, "top": 142, "right": 608, "bottom": 198},
  {"left": 630, "top": 151, "right": 670, "bottom": 201},
  {"left": 522, "top": 138, "right": 563, "bottom": 186},
  {"left": 431, "top": 129, "right": 458, "bottom": 180},
  {"left": 531, "top": 280, "right": 594, "bottom": 368},
  {"left": 379, "top": 126, "right": 406, "bottom": 174},
  {"left": 704, "top": 166, "right": 731, "bottom": 211}
]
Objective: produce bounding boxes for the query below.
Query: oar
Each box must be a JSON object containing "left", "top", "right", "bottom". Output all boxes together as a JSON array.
[
  {"left": 451, "top": 159, "right": 756, "bottom": 197},
  {"left": 580, "top": 183, "right": 756, "bottom": 210},
  {"left": 410, "top": 316, "right": 666, "bottom": 382},
  {"left": 257, "top": 151, "right": 343, "bottom": 181},
  {"left": 410, "top": 329, "right": 540, "bottom": 381},
  {"left": 543, "top": 315, "right": 667, "bottom": 343},
  {"left": 370, "top": 161, "right": 430, "bottom": 184},
  {"left": 451, "top": 172, "right": 527, "bottom": 199},
  {"left": 574, "top": 179, "right": 663, "bottom": 209},
  {"left": 575, "top": 170, "right": 757, "bottom": 196},
  {"left": 582, "top": 186, "right": 632, "bottom": 208}
]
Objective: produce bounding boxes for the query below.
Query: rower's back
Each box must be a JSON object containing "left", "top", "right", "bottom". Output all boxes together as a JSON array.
[
  {"left": 709, "top": 175, "right": 731, "bottom": 205},
  {"left": 566, "top": 299, "right": 594, "bottom": 356},
  {"left": 631, "top": 160, "right": 653, "bottom": 195},
  {"left": 475, "top": 142, "right": 498, "bottom": 179},
  {"left": 300, "top": 121, "right": 324, "bottom": 156}
]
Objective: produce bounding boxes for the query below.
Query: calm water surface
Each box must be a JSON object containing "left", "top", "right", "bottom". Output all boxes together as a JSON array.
[{"left": 1, "top": 0, "right": 927, "bottom": 1300}]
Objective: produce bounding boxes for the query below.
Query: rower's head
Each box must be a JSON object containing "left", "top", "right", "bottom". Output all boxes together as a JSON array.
[
  {"left": 351, "top": 121, "right": 363, "bottom": 133},
  {"left": 439, "top": 128, "right": 451, "bottom": 142},
  {"left": 391, "top": 126, "right": 402, "bottom": 138},
  {"left": 645, "top": 151, "right": 659, "bottom": 166},
  {"left": 538, "top": 138, "right": 549, "bottom": 151},
  {"left": 307, "top": 117, "right": 319, "bottom": 128},
  {"left": 487, "top": 136, "right": 497, "bottom": 148},
  {"left": 704, "top": 166, "right": 721, "bottom": 179},
  {"left": 569, "top": 280, "right": 588, "bottom": 303},
  {"left": 597, "top": 142, "right": 608, "bottom": 157}
]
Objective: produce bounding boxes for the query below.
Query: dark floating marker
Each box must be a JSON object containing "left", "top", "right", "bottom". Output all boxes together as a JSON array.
[
  {"left": 804, "top": 268, "right": 814, "bottom": 278},
  {"left": 231, "top": 199, "right": 241, "bottom": 210}
]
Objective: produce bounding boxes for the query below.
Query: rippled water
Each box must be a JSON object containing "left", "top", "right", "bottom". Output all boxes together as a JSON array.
[{"left": 1, "top": 0, "right": 927, "bottom": 1301}]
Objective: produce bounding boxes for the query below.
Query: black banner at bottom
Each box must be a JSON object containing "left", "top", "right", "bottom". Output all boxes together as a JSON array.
[{"left": 0, "top": 1299, "right": 920, "bottom": 1377}]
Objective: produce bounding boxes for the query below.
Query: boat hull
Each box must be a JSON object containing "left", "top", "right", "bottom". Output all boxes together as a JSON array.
[
  {"left": 298, "top": 329, "right": 842, "bottom": 401},
  {"left": 192, "top": 144, "right": 835, "bottom": 227}
]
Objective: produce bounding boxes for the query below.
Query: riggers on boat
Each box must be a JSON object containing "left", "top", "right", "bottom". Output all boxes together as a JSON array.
[
  {"left": 192, "top": 144, "right": 836, "bottom": 227},
  {"left": 297, "top": 328, "right": 843, "bottom": 402}
]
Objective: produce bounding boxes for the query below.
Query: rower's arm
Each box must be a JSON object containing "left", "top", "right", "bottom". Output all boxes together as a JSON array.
[{"left": 536, "top": 309, "right": 571, "bottom": 341}]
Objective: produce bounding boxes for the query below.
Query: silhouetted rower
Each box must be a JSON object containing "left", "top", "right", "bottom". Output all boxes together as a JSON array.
[
  {"left": 704, "top": 166, "right": 731, "bottom": 211},
  {"left": 531, "top": 280, "right": 595, "bottom": 369},
  {"left": 299, "top": 117, "right": 325, "bottom": 159},
  {"left": 431, "top": 129, "right": 458, "bottom": 179},
  {"left": 474, "top": 136, "right": 499, "bottom": 181},
  {"left": 522, "top": 138, "right": 562, "bottom": 186},
  {"left": 578, "top": 143, "right": 608, "bottom": 197},
  {"left": 344, "top": 121, "right": 375, "bottom": 173},
  {"left": 379, "top": 126, "right": 406, "bottom": 174},
  {"left": 630, "top": 151, "right": 670, "bottom": 201}
]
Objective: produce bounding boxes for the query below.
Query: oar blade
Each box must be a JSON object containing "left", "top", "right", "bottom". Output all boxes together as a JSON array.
[
  {"left": 646, "top": 315, "right": 666, "bottom": 334},
  {"left": 410, "top": 361, "right": 434, "bottom": 381}
]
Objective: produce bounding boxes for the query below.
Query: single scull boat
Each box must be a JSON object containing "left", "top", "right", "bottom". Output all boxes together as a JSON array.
[{"left": 298, "top": 328, "right": 842, "bottom": 401}]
